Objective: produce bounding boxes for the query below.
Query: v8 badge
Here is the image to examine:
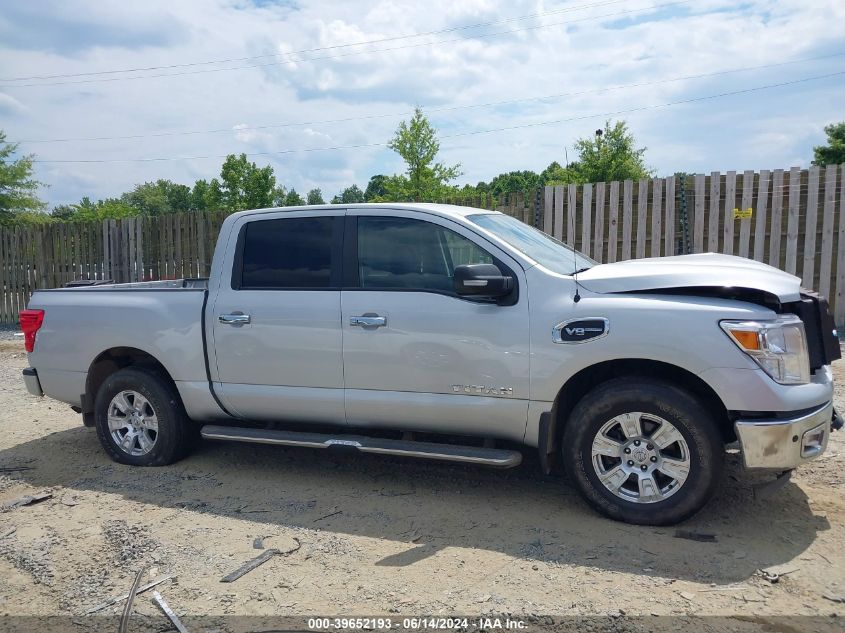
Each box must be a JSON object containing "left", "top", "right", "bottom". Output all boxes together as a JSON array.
[{"left": 553, "top": 317, "right": 609, "bottom": 344}]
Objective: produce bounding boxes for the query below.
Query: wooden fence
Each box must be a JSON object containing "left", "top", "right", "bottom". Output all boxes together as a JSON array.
[{"left": 1, "top": 164, "right": 844, "bottom": 326}]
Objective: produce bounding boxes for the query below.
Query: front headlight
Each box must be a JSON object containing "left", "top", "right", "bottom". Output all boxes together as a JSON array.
[{"left": 720, "top": 315, "right": 810, "bottom": 385}]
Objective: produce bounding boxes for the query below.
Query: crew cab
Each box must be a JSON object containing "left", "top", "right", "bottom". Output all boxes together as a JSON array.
[{"left": 19, "top": 204, "right": 843, "bottom": 525}]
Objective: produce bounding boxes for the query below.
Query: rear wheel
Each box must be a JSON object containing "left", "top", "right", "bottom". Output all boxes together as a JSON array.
[
  {"left": 562, "top": 378, "right": 723, "bottom": 525},
  {"left": 94, "top": 367, "right": 193, "bottom": 466}
]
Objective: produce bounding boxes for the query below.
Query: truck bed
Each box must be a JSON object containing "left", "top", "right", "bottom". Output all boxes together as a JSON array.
[{"left": 25, "top": 279, "right": 215, "bottom": 416}]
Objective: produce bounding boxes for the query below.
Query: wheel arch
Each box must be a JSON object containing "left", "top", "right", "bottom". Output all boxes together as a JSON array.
[
  {"left": 540, "top": 358, "right": 731, "bottom": 473},
  {"left": 83, "top": 347, "right": 180, "bottom": 426}
]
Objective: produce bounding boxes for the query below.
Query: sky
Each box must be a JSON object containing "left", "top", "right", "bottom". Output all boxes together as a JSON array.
[{"left": 0, "top": 0, "right": 843, "bottom": 208}]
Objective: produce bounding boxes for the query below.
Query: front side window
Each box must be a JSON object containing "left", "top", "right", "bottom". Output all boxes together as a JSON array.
[
  {"left": 240, "top": 216, "right": 334, "bottom": 288},
  {"left": 357, "top": 216, "right": 492, "bottom": 292}
]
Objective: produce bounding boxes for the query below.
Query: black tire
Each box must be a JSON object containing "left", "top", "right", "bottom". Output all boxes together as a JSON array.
[
  {"left": 562, "top": 377, "right": 723, "bottom": 525},
  {"left": 94, "top": 367, "right": 194, "bottom": 466}
]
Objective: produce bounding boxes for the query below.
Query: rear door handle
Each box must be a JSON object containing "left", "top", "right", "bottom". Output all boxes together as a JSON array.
[
  {"left": 218, "top": 313, "right": 251, "bottom": 325},
  {"left": 350, "top": 315, "right": 387, "bottom": 328}
]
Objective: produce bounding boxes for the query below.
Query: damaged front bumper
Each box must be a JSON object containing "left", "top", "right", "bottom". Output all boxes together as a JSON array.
[{"left": 735, "top": 402, "right": 835, "bottom": 469}]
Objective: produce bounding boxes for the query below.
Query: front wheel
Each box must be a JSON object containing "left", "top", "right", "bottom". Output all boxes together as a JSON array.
[
  {"left": 94, "top": 367, "right": 194, "bottom": 466},
  {"left": 562, "top": 378, "right": 723, "bottom": 525}
]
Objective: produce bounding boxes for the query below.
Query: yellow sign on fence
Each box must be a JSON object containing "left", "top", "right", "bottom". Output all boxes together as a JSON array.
[{"left": 733, "top": 207, "right": 753, "bottom": 220}]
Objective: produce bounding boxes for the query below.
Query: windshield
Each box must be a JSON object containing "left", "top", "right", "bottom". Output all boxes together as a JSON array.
[{"left": 467, "top": 213, "right": 596, "bottom": 275}]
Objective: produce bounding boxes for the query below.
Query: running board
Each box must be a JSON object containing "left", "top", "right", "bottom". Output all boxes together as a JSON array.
[{"left": 200, "top": 425, "right": 522, "bottom": 468}]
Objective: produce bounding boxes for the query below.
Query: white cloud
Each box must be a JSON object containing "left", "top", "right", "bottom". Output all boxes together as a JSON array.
[{"left": 0, "top": 0, "right": 842, "bottom": 206}]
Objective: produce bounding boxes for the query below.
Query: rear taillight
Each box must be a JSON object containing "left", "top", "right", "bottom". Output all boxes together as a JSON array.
[{"left": 19, "top": 309, "right": 45, "bottom": 353}]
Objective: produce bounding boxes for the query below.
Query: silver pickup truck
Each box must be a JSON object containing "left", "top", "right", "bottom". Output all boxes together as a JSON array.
[{"left": 19, "top": 203, "right": 842, "bottom": 525}]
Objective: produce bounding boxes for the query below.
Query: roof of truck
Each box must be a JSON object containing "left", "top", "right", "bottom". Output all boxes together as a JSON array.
[{"left": 236, "top": 203, "right": 502, "bottom": 221}]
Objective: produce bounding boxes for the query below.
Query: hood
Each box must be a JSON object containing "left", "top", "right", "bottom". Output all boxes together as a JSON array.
[{"left": 577, "top": 253, "right": 802, "bottom": 302}]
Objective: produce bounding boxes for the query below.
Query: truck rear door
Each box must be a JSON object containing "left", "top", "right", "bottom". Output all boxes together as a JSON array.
[{"left": 208, "top": 210, "right": 346, "bottom": 424}]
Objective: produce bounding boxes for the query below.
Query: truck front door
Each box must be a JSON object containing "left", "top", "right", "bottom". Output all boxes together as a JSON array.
[{"left": 341, "top": 211, "right": 530, "bottom": 441}]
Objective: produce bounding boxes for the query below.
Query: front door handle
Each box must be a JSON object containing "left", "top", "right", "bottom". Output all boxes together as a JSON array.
[
  {"left": 350, "top": 315, "right": 387, "bottom": 328},
  {"left": 218, "top": 313, "right": 251, "bottom": 325}
]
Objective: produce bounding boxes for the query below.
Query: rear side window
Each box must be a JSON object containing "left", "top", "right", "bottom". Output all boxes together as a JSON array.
[{"left": 239, "top": 217, "right": 334, "bottom": 289}]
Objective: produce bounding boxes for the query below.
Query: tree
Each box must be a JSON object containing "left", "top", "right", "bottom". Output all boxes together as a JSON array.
[
  {"left": 550, "top": 120, "right": 652, "bottom": 184},
  {"left": 487, "top": 170, "right": 542, "bottom": 196},
  {"left": 0, "top": 130, "right": 44, "bottom": 222},
  {"left": 282, "top": 188, "right": 305, "bottom": 206},
  {"left": 364, "top": 175, "right": 388, "bottom": 201},
  {"left": 306, "top": 188, "right": 325, "bottom": 205},
  {"left": 387, "top": 108, "right": 461, "bottom": 201},
  {"left": 191, "top": 179, "right": 221, "bottom": 210},
  {"left": 813, "top": 122, "right": 845, "bottom": 166},
  {"left": 331, "top": 184, "right": 365, "bottom": 204},
  {"left": 217, "top": 153, "right": 276, "bottom": 210},
  {"left": 122, "top": 179, "right": 191, "bottom": 215},
  {"left": 59, "top": 196, "right": 138, "bottom": 221}
]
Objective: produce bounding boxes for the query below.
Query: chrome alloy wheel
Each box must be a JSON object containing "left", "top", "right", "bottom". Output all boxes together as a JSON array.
[
  {"left": 590, "top": 412, "right": 691, "bottom": 504},
  {"left": 107, "top": 390, "right": 159, "bottom": 456}
]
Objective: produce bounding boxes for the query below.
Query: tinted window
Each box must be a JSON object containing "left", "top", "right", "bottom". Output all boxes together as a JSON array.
[
  {"left": 240, "top": 217, "right": 333, "bottom": 288},
  {"left": 358, "top": 217, "right": 492, "bottom": 291}
]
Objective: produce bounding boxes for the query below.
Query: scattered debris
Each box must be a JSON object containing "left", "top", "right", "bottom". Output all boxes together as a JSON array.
[
  {"left": 60, "top": 494, "right": 80, "bottom": 507},
  {"left": 759, "top": 565, "right": 799, "bottom": 584},
  {"left": 678, "top": 591, "right": 696, "bottom": 601},
  {"left": 86, "top": 575, "right": 172, "bottom": 614},
  {"left": 118, "top": 569, "right": 145, "bottom": 633},
  {"left": 0, "top": 466, "right": 33, "bottom": 473},
  {"left": 313, "top": 509, "right": 342, "bottom": 523},
  {"left": 759, "top": 570, "right": 780, "bottom": 584},
  {"left": 253, "top": 536, "right": 265, "bottom": 550},
  {"left": 0, "top": 527, "right": 16, "bottom": 540},
  {"left": 221, "top": 538, "right": 301, "bottom": 582},
  {"left": 823, "top": 592, "right": 845, "bottom": 603},
  {"left": 411, "top": 533, "right": 423, "bottom": 543},
  {"left": 0, "top": 492, "right": 52, "bottom": 511},
  {"left": 221, "top": 549, "right": 279, "bottom": 583},
  {"left": 674, "top": 530, "right": 717, "bottom": 543},
  {"left": 153, "top": 590, "right": 190, "bottom": 633}
]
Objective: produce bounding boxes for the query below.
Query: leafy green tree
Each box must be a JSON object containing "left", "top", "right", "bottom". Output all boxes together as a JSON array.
[
  {"left": 191, "top": 179, "right": 222, "bottom": 210},
  {"left": 364, "top": 175, "right": 388, "bottom": 201},
  {"left": 218, "top": 153, "right": 276, "bottom": 210},
  {"left": 0, "top": 130, "right": 45, "bottom": 222},
  {"left": 272, "top": 185, "right": 287, "bottom": 207},
  {"left": 813, "top": 122, "right": 845, "bottom": 166},
  {"left": 386, "top": 108, "right": 461, "bottom": 201},
  {"left": 59, "top": 196, "right": 138, "bottom": 221},
  {"left": 306, "top": 188, "right": 325, "bottom": 205},
  {"left": 282, "top": 188, "right": 305, "bottom": 206},
  {"left": 331, "top": 184, "right": 365, "bottom": 204},
  {"left": 51, "top": 204, "right": 76, "bottom": 220},
  {"left": 121, "top": 179, "right": 191, "bottom": 215},
  {"left": 540, "top": 161, "right": 563, "bottom": 184},
  {"left": 550, "top": 120, "right": 652, "bottom": 184},
  {"left": 487, "top": 170, "right": 542, "bottom": 196}
]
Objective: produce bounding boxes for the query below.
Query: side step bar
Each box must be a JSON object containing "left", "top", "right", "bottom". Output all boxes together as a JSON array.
[{"left": 200, "top": 425, "right": 523, "bottom": 468}]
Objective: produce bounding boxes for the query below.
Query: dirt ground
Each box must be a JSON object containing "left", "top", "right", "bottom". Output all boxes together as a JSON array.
[{"left": 1, "top": 337, "right": 844, "bottom": 632}]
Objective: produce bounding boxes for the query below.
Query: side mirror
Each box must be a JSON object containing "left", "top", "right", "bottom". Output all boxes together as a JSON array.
[{"left": 453, "top": 264, "right": 514, "bottom": 298}]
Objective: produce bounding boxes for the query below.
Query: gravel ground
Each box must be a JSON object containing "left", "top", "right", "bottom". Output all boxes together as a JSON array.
[
  {"left": 0, "top": 324, "right": 22, "bottom": 341},
  {"left": 0, "top": 340, "right": 843, "bottom": 632}
]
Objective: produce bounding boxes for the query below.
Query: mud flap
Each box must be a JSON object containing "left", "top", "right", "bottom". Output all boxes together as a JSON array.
[{"left": 538, "top": 411, "right": 559, "bottom": 475}]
